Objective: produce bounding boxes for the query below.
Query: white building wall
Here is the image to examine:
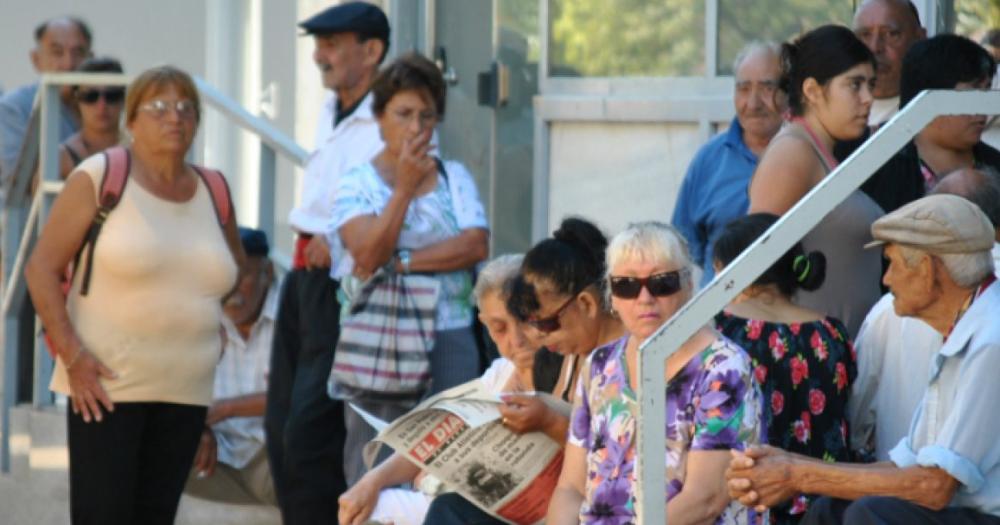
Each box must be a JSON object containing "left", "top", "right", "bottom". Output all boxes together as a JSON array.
[
  {"left": 547, "top": 121, "right": 707, "bottom": 236},
  {"left": 0, "top": 1, "right": 206, "bottom": 92}
]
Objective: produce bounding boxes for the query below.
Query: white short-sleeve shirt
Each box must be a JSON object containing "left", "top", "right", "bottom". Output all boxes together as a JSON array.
[
  {"left": 287, "top": 92, "right": 383, "bottom": 235},
  {"left": 328, "top": 160, "right": 488, "bottom": 329},
  {"left": 212, "top": 279, "right": 280, "bottom": 468}
]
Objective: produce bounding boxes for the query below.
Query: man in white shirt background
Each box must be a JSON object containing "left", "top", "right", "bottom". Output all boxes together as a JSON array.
[
  {"left": 263, "top": 3, "right": 388, "bottom": 523},
  {"left": 186, "top": 228, "right": 280, "bottom": 506}
]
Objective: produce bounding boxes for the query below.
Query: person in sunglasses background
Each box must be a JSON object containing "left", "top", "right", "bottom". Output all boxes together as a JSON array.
[
  {"left": 713, "top": 213, "right": 857, "bottom": 524},
  {"left": 55, "top": 57, "right": 125, "bottom": 180},
  {"left": 547, "top": 221, "right": 763, "bottom": 525}
]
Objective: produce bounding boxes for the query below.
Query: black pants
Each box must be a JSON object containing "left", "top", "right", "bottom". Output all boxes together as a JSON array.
[
  {"left": 803, "top": 496, "right": 1000, "bottom": 525},
  {"left": 422, "top": 492, "right": 507, "bottom": 525},
  {"left": 264, "top": 267, "right": 346, "bottom": 524},
  {"left": 67, "top": 402, "right": 206, "bottom": 525}
]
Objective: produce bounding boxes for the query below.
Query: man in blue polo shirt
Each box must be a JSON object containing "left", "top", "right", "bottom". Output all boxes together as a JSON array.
[{"left": 672, "top": 42, "right": 786, "bottom": 286}]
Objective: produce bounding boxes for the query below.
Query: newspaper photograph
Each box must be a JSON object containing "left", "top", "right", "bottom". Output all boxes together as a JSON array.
[{"left": 354, "top": 379, "right": 571, "bottom": 525}]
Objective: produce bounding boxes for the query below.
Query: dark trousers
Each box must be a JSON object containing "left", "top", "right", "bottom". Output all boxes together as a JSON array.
[
  {"left": 264, "top": 267, "right": 346, "bottom": 524},
  {"left": 67, "top": 402, "right": 206, "bottom": 525},
  {"left": 803, "top": 496, "right": 1000, "bottom": 525},
  {"left": 422, "top": 492, "right": 507, "bottom": 525}
]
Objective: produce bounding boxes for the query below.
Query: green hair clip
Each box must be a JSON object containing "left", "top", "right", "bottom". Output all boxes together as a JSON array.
[{"left": 793, "top": 254, "right": 811, "bottom": 283}]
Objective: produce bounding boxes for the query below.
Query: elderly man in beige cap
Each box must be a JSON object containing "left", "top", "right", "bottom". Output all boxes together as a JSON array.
[
  {"left": 725, "top": 194, "right": 1000, "bottom": 525},
  {"left": 848, "top": 168, "right": 1000, "bottom": 468}
]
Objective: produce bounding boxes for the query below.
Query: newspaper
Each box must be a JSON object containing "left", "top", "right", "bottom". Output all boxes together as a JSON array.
[{"left": 354, "top": 380, "right": 571, "bottom": 525}]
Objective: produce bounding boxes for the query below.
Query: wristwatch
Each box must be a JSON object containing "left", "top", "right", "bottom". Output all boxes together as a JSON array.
[{"left": 398, "top": 249, "right": 412, "bottom": 274}]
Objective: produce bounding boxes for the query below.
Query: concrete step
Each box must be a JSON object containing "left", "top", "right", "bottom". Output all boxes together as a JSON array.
[{"left": 0, "top": 405, "right": 281, "bottom": 524}]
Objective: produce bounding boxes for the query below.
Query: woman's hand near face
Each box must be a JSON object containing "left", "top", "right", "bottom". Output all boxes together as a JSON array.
[{"left": 394, "top": 128, "right": 436, "bottom": 196}]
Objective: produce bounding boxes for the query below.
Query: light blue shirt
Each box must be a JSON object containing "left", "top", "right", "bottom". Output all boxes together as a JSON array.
[
  {"left": 889, "top": 280, "right": 1000, "bottom": 516},
  {"left": 0, "top": 83, "right": 78, "bottom": 200},
  {"left": 671, "top": 118, "right": 759, "bottom": 287}
]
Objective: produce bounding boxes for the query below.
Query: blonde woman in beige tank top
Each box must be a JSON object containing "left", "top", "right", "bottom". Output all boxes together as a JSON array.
[
  {"left": 748, "top": 25, "right": 885, "bottom": 339},
  {"left": 25, "top": 66, "right": 245, "bottom": 524}
]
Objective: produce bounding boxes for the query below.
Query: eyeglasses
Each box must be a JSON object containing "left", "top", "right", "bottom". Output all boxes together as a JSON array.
[
  {"left": 608, "top": 270, "right": 689, "bottom": 299},
  {"left": 77, "top": 88, "right": 125, "bottom": 105},
  {"left": 138, "top": 99, "right": 197, "bottom": 120},
  {"left": 525, "top": 293, "right": 578, "bottom": 334},
  {"left": 391, "top": 108, "right": 438, "bottom": 128}
]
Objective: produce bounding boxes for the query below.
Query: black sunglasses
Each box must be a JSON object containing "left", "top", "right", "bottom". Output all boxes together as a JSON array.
[
  {"left": 525, "top": 293, "right": 577, "bottom": 334},
  {"left": 608, "top": 270, "right": 689, "bottom": 299},
  {"left": 77, "top": 88, "right": 125, "bottom": 105}
]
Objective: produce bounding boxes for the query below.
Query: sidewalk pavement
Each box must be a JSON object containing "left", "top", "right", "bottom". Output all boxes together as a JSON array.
[{"left": 0, "top": 405, "right": 281, "bottom": 525}]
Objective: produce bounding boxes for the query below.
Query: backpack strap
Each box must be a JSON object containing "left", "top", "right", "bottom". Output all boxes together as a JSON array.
[
  {"left": 71, "top": 151, "right": 232, "bottom": 297},
  {"left": 73, "top": 146, "right": 131, "bottom": 296},
  {"left": 191, "top": 165, "right": 233, "bottom": 227}
]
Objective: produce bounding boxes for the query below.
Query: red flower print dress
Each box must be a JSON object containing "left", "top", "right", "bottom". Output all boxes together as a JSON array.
[{"left": 715, "top": 312, "right": 858, "bottom": 525}]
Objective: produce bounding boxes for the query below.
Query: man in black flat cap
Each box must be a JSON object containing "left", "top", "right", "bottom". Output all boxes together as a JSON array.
[{"left": 264, "top": 2, "right": 389, "bottom": 523}]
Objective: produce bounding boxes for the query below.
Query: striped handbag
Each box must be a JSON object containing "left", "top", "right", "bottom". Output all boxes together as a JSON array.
[{"left": 329, "top": 265, "right": 440, "bottom": 400}]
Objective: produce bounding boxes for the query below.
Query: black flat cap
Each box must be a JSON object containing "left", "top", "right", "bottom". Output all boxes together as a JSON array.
[
  {"left": 299, "top": 1, "right": 389, "bottom": 42},
  {"left": 238, "top": 227, "right": 270, "bottom": 258}
]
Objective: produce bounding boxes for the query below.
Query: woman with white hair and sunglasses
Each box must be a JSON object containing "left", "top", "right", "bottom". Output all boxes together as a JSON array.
[{"left": 547, "top": 221, "right": 764, "bottom": 525}]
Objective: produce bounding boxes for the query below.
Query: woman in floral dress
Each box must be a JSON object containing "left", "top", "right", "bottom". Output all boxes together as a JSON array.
[
  {"left": 547, "top": 221, "right": 764, "bottom": 525},
  {"left": 713, "top": 213, "right": 857, "bottom": 524}
]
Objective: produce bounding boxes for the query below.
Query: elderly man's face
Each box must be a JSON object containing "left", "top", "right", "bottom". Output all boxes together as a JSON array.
[
  {"left": 883, "top": 244, "right": 935, "bottom": 317},
  {"left": 734, "top": 49, "right": 786, "bottom": 144},
  {"left": 31, "top": 20, "right": 91, "bottom": 74},
  {"left": 312, "top": 31, "right": 370, "bottom": 92},
  {"left": 853, "top": 0, "right": 925, "bottom": 99}
]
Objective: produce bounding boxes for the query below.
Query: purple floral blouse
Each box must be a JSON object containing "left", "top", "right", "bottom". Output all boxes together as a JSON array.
[{"left": 568, "top": 334, "right": 764, "bottom": 525}]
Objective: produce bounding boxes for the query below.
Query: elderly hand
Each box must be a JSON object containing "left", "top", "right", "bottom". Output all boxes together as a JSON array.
[
  {"left": 338, "top": 475, "right": 381, "bottom": 525},
  {"left": 498, "top": 394, "right": 555, "bottom": 435},
  {"left": 395, "top": 129, "right": 436, "bottom": 196},
  {"left": 192, "top": 428, "right": 218, "bottom": 478},
  {"left": 304, "top": 235, "right": 332, "bottom": 270},
  {"left": 726, "top": 445, "right": 798, "bottom": 512},
  {"left": 66, "top": 348, "right": 117, "bottom": 423}
]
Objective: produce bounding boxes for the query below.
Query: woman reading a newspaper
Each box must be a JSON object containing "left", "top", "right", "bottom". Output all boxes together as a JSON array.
[
  {"left": 502, "top": 218, "right": 626, "bottom": 426},
  {"left": 338, "top": 254, "right": 556, "bottom": 525},
  {"left": 546, "top": 222, "right": 765, "bottom": 525},
  {"left": 418, "top": 218, "right": 621, "bottom": 525}
]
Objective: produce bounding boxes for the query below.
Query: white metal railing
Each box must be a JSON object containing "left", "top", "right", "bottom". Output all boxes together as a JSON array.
[
  {"left": 636, "top": 89, "right": 1000, "bottom": 524},
  {"left": 0, "top": 72, "right": 307, "bottom": 473}
]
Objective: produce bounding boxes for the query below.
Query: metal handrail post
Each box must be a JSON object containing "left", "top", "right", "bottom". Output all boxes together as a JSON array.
[
  {"left": 31, "top": 82, "right": 63, "bottom": 408},
  {"left": 1, "top": 206, "right": 27, "bottom": 473},
  {"left": 258, "top": 144, "right": 277, "bottom": 245}
]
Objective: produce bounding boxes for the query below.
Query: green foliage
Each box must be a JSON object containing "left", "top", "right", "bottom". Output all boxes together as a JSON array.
[
  {"left": 955, "top": 0, "right": 1000, "bottom": 38},
  {"left": 547, "top": 0, "right": 860, "bottom": 77},
  {"left": 718, "top": 0, "right": 855, "bottom": 74},
  {"left": 549, "top": 0, "right": 705, "bottom": 77}
]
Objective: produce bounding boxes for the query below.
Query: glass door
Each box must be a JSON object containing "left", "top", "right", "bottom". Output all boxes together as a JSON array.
[{"left": 432, "top": 0, "right": 539, "bottom": 255}]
